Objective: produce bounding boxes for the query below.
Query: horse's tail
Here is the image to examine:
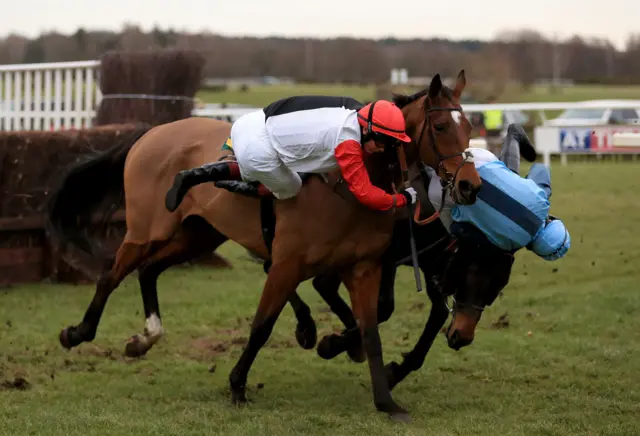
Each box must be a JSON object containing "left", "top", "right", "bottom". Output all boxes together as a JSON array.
[{"left": 45, "top": 123, "right": 153, "bottom": 256}]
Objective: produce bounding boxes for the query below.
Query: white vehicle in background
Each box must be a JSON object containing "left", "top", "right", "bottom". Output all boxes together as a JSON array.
[{"left": 545, "top": 100, "right": 640, "bottom": 126}]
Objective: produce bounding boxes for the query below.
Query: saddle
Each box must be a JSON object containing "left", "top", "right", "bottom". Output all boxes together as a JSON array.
[
  {"left": 217, "top": 142, "right": 339, "bottom": 273},
  {"left": 217, "top": 138, "right": 437, "bottom": 273}
]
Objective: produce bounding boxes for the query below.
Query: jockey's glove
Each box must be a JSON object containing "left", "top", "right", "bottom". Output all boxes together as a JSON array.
[{"left": 399, "top": 187, "right": 417, "bottom": 206}]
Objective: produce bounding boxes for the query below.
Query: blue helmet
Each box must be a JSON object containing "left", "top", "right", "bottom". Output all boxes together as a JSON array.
[{"left": 530, "top": 217, "right": 570, "bottom": 261}]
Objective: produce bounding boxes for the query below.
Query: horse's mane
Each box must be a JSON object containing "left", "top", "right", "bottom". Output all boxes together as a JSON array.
[{"left": 392, "top": 85, "right": 454, "bottom": 109}]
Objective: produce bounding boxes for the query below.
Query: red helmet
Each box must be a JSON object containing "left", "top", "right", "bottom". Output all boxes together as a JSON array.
[{"left": 357, "top": 100, "right": 411, "bottom": 144}]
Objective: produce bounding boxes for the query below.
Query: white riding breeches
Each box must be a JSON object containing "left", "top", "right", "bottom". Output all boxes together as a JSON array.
[{"left": 230, "top": 110, "right": 302, "bottom": 200}]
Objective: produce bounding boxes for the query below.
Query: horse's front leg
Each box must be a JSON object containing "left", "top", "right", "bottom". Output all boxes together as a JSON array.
[
  {"left": 315, "top": 252, "right": 397, "bottom": 363},
  {"left": 342, "top": 260, "right": 410, "bottom": 423},
  {"left": 385, "top": 276, "right": 450, "bottom": 390},
  {"left": 229, "top": 262, "right": 302, "bottom": 404}
]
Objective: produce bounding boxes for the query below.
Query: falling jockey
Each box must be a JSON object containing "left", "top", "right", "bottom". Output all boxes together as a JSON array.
[
  {"left": 165, "top": 96, "right": 418, "bottom": 213},
  {"left": 426, "top": 123, "right": 570, "bottom": 264}
]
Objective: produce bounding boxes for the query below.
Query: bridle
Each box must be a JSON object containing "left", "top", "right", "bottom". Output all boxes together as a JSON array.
[
  {"left": 415, "top": 103, "right": 475, "bottom": 194},
  {"left": 407, "top": 102, "right": 475, "bottom": 226},
  {"left": 359, "top": 99, "right": 481, "bottom": 314}
]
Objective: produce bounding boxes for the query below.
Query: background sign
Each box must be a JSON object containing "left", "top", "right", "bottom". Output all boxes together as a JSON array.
[{"left": 559, "top": 126, "right": 640, "bottom": 152}]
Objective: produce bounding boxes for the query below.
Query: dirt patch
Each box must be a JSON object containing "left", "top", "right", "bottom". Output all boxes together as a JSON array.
[
  {"left": 191, "top": 338, "right": 233, "bottom": 355},
  {"left": 491, "top": 312, "right": 510, "bottom": 329},
  {"left": 0, "top": 363, "right": 31, "bottom": 391},
  {"left": 73, "top": 344, "right": 118, "bottom": 360},
  {"left": 0, "top": 376, "right": 31, "bottom": 391},
  {"left": 186, "top": 329, "right": 249, "bottom": 361},
  {"left": 185, "top": 327, "right": 299, "bottom": 361},
  {"left": 437, "top": 366, "right": 473, "bottom": 376},
  {"left": 267, "top": 339, "right": 297, "bottom": 349}
]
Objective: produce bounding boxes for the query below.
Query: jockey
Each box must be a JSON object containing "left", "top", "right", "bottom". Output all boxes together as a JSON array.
[
  {"left": 426, "top": 123, "right": 570, "bottom": 262},
  {"left": 165, "top": 96, "right": 418, "bottom": 212},
  {"left": 418, "top": 124, "right": 570, "bottom": 308}
]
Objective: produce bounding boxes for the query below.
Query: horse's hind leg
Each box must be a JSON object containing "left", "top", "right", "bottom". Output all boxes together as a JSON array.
[
  {"left": 313, "top": 273, "right": 366, "bottom": 363},
  {"left": 316, "top": 249, "right": 397, "bottom": 364},
  {"left": 124, "top": 216, "right": 229, "bottom": 358},
  {"left": 59, "top": 237, "right": 159, "bottom": 349},
  {"left": 288, "top": 292, "right": 317, "bottom": 350},
  {"left": 314, "top": 273, "right": 357, "bottom": 329}
]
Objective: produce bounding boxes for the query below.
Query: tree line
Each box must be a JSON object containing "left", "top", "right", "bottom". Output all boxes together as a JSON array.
[{"left": 1, "top": 25, "right": 639, "bottom": 93}]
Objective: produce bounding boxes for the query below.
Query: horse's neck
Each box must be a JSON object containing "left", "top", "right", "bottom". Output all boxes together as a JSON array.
[{"left": 364, "top": 155, "right": 399, "bottom": 194}]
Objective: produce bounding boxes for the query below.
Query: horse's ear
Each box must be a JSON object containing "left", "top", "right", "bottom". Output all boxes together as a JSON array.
[
  {"left": 428, "top": 74, "right": 442, "bottom": 99},
  {"left": 453, "top": 69, "right": 466, "bottom": 99}
]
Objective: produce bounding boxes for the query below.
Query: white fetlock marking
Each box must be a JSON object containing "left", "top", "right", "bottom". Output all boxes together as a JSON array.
[{"left": 143, "top": 313, "right": 164, "bottom": 345}]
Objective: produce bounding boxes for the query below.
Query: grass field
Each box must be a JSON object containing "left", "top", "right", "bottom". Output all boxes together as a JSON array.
[
  {"left": 1, "top": 162, "right": 639, "bottom": 435},
  {"left": 196, "top": 83, "right": 640, "bottom": 107}
]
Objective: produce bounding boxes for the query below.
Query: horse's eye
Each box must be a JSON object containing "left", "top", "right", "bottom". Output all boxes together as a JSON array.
[{"left": 434, "top": 123, "right": 447, "bottom": 132}]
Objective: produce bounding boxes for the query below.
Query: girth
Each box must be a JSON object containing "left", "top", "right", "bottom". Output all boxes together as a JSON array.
[
  {"left": 216, "top": 147, "right": 277, "bottom": 273},
  {"left": 260, "top": 198, "right": 276, "bottom": 273},
  {"left": 215, "top": 147, "right": 377, "bottom": 272}
]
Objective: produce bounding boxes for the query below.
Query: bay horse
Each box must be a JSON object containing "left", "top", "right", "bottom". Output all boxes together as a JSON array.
[
  {"left": 294, "top": 126, "right": 539, "bottom": 391},
  {"left": 46, "top": 71, "right": 481, "bottom": 422}
]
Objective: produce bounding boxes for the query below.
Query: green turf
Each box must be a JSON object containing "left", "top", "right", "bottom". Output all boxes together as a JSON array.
[
  {"left": 197, "top": 83, "right": 640, "bottom": 108},
  {"left": 1, "top": 162, "right": 639, "bottom": 435},
  {"left": 197, "top": 83, "right": 375, "bottom": 107}
]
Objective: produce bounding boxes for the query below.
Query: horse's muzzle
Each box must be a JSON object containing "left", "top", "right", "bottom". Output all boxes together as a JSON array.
[
  {"left": 447, "top": 328, "right": 474, "bottom": 351},
  {"left": 455, "top": 180, "right": 481, "bottom": 205}
]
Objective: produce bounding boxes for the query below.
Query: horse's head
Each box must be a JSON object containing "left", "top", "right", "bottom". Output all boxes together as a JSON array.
[
  {"left": 440, "top": 238, "right": 514, "bottom": 350},
  {"left": 394, "top": 70, "right": 481, "bottom": 205}
]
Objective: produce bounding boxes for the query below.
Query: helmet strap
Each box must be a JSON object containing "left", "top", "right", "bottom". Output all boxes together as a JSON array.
[
  {"left": 367, "top": 101, "right": 376, "bottom": 133},
  {"left": 360, "top": 101, "right": 376, "bottom": 146}
]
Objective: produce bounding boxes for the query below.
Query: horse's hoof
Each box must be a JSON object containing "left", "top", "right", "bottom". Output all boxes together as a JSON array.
[
  {"left": 316, "top": 334, "right": 344, "bottom": 360},
  {"left": 389, "top": 412, "right": 412, "bottom": 424},
  {"left": 295, "top": 321, "right": 317, "bottom": 350},
  {"left": 231, "top": 390, "right": 248, "bottom": 405},
  {"left": 346, "top": 344, "right": 366, "bottom": 363},
  {"left": 124, "top": 335, "right": 149, "bottom": 358},
  {"left": 59, "top": 328, "right": 71, "bottom": 349},
  {"left": 59, "top": 326, "right": 82, "bottom": 349}
]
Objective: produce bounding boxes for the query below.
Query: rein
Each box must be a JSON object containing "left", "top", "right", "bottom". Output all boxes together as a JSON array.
[{"left": 394, "top": 234, "right": 449, "bottom": 266}]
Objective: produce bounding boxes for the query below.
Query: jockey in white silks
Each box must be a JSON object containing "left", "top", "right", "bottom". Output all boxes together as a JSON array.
[
  {"left": 165, "top": 96, "right": 418, "bottom": 213},
  {"left": 425, "top": 124, "right": 570, "bottom": 261}
]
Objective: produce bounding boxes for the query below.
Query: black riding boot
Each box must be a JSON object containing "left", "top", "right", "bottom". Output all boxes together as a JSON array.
[
  {"left": 216, "top": 172, "right": 315, "bottom": 198},
  {"left": 165, "top": 161, "right": 240, "bottom": 212},
  {"left": 214, "top": 180, "right": 274, "bottom": 198},
  {"left": 501, "top": 124, "right": 537, "bottom": 174}
]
